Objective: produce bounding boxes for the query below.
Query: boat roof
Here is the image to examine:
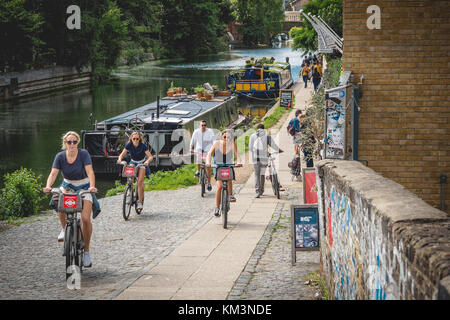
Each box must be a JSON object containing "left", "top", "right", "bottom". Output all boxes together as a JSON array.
[{"left": 98, "top": 95, "right": 234, "bottom": 127}]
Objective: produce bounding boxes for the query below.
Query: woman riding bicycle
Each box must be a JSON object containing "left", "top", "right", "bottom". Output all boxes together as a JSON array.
[
  {"left": 43, "top": 131, "right": 99, "bottom": 268},
  {"left": 206, "top": 129, "right": 241, "bottom": 217},
  {"left": 117, "top": 131, "right": 153, "bottom": 212}
]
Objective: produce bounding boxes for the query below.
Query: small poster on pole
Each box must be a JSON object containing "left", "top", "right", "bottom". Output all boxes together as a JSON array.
[
  {"left": 279, "top": 89, "right": 293, "bottom": 108},
  {"left": 291, "top": 204, "right": 319, "bottom": 265}
]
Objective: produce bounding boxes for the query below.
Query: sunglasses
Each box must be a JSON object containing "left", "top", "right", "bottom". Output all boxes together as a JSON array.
[
  {"left": 201, "top": 124, "right": 207, "bottom": 127},
  {"left": 66, "top": 140, "right": 78, "bottom": 145},
  {"left": 132, "top": 138, "right": 140, "bottom": 141}
]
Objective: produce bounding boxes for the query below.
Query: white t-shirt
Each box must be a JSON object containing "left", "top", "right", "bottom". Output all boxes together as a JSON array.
[{"left": 190, "top": 128, "right": 215, "bottom": 153}]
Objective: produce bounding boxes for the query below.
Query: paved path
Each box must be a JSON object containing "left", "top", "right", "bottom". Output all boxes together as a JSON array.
[
  {"left": 0, "top": 184, "right": 236, "bottom": 299},
  {"left": 0, "top": 82, "right": 321, "bottom": 300},
  {"left": 116, "top": 82, "right": 321, "bottom": 300}
]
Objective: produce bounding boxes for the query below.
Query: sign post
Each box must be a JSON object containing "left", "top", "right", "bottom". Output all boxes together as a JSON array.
[
  {"left": 279, "top": 89, "right": 293, "bottom": 108},
  {"left": 291, "top": 204, "right": 320, "bottom": 265}
]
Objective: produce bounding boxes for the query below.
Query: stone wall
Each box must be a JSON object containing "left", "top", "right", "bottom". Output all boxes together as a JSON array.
[
  {"left": 316, "top": 160, "right": 450, "bottom": 299},
  {"left": 342, "top": 0, "right": 450, "bottom": 212},
  {"left": 0, "top": 65, "right": 91, "bottom": 100}
]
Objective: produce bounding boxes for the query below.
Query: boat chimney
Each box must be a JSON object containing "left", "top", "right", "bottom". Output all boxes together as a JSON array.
[
  {"left": 286, "top": 57, "right": 289, "bottom": 63},
  {"left": 157, "top": 96, "right": 160, "bottom": 119}
]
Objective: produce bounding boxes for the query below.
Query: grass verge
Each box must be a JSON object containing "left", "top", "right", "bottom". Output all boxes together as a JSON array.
[{"left": 105, "top": 164, "right": 198, "bottom": 197}]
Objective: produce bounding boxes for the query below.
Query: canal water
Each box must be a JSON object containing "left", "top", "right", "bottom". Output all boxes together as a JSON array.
[{"left": 0, "top": 45, "right": 304, "bottom": 196}]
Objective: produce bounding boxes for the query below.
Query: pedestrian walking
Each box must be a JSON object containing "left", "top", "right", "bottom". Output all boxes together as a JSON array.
[
  {"left": 301, "top": 64, "right": 310, "bottom": 88},
  {"left": 249, "top": 124, "right": 282, "bottom": 198},
  {"left": 311, "top": 61, "right": 322, "bottom": 92}
]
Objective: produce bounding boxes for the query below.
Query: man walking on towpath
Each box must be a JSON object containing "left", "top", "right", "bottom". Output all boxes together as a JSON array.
[{"left": 249, "top": 124, "right": 283, "bottom": 198}]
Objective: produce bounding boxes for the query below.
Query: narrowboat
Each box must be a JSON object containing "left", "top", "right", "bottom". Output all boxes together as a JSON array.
[
  {"left": 225, "top": 57, "right": 293, "bottom": 98},
  {"left": 82, "top": 94, "right": 238, "bottom": 174}
]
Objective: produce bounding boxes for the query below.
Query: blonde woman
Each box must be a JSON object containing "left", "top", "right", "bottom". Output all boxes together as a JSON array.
[
  {"left": 206, "top": 129, "right": 242, "bottom": 217},
  {"left": 117, "top": 132, "right": 153, "bottom": 212},
  {"left": 43, "top": 131, "right": 99, "bottom": 268}
]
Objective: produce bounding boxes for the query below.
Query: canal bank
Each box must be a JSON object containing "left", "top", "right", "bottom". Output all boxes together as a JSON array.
[{"left": 0, "top": 46, "right": 304, "bottom": 197}]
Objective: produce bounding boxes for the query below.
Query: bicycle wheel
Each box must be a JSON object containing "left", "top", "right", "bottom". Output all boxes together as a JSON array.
[
  {"left": 135, "top": 182, "right": 144, "bottom": 214},
  {"left": 200, "top": 168, "right": 206, "bottom": 197},
  {"left": 271, "top": 172, "right": 280, "bottom": 199},
  {"left": 221, "top": 187, "right": 228, "bottom": 229},
  {"left": 123, "top": 184, "right": 133, "bottom": 220},
  {"left": 64, "top": 225, "right": 74, "bottom": 280},
  {"left": 76, "top": 218, "right": 84, "bottom": 273}
]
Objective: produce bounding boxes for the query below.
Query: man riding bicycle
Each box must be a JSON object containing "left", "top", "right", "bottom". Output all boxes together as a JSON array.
[
  {"left": 117, "top": 131, "right": 153, "bottom": 212},
  {"left": 206, "top": 129, "right": 241, "bottom": 217},
  {"left": 190, "top": 120, "right": 215, "bottom": 192}
]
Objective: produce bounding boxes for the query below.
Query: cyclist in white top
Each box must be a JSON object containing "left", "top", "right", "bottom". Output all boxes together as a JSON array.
[{"left": 190, "top": 120, "right": 215, "bottom": 191}]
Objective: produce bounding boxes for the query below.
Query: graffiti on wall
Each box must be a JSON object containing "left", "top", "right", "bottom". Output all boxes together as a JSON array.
[{"left": 324, "top": 185, "right": 412, "bottom": 300}]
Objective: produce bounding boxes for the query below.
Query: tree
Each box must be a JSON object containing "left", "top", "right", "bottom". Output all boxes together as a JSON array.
[
  {"left": 161, "top": 0, "right": 230, "bottom": 59},
  {"left": 290, "top": 0, "right": 342, "bottom": 57},
  {"left": 232, "top": 0, "right": 284, "bottom": 47},
  {"left": 0, "top": 0, "right": 44, "bottom": 70},
  {"left": 116, "top": 0, "right": 162, "bottom": 55}
]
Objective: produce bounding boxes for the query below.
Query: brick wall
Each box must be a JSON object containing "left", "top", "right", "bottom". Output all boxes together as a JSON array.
[{"left": 343, "top": 0, "right": 450, "bottom": 212}]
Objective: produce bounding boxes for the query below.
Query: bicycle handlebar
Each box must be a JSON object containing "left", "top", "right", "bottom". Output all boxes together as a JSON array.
[
  {"left": 44, "top": 188, "right": 97, "bottom": 196},
  {"left": 209, "top": 163, "right": 242, "bottom": 168},
  {"left": 119, "top": 161, "right": 147, "bottom": 169}
]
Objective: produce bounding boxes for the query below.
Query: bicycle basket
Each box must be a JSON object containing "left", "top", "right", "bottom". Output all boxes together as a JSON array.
[
  {"left": 58, "top": 193, "right": 83, "bottom": 213},
  {"left": 217, "top": 167, "right": 234, "bottom": 181},
  {"left": 122, "top": 165, "right": 137, "bottom": 178}
]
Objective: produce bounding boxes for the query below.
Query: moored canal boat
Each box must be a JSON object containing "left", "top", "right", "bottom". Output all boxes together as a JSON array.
[
  {"left": 82, "top": 94, "right": 238, "bottom": 174},
  {"left": 225, "top": 57, "right": 293, "bottom": 98}
]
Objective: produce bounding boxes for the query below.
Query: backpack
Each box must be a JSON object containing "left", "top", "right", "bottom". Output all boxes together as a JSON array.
[
  {"left": 312, "top": 66, "right": 320, "bottom": 79},
  {"left": 287, "top": 119, "right": 296, "bottom": 136}
]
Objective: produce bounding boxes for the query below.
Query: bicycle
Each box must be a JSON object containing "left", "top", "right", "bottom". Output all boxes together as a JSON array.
[
  {"left": 211, "top": 163, "right": 241, "bottom": 229},
  {"left": 46, "top": 188, "right": 94, "bottom": 282},
  {"left": 267, "top": 152, "right": 281, "bottom": 199},
  {"left": 120, "top": 161, "right": 146, "bottom": 220},
  {"left": 199, "top": 153, "right": 208, "bottom": 198}
]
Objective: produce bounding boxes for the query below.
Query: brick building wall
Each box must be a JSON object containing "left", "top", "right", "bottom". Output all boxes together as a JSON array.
[{"left": 342, "top": 0, "right": 450, "bottom": 212}]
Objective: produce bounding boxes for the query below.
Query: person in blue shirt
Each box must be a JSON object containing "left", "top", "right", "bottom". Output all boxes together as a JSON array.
[
  {"left": 117, "top": 132, "right": 153, "bottom": 212},
  {"left": 43, "top": 131, "right": 99, "bottom": 268}
]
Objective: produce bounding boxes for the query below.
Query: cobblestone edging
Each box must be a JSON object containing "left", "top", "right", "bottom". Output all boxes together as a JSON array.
[
  {"left": 227, "top": 202, "right": 284, "bottom": 300},
  {"left": 227, "top": 187, "right": 321, "bottom": 300}
]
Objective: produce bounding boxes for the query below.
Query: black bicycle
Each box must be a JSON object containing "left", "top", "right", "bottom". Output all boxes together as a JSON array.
[
  {"left": 267, "top": 152, "right": 281, "bottom": 199},
  {"left": 199, "top": 153, "right": 208, "bottom": 197},
  {"left": 120, "top": 161, "right": 146, "bottom": 220},
  {"left": 211, "top": 163, "right": 241, "bottom": 229},
  {"left": 47, "top": 188, "right": 94, "bottom": 283}
]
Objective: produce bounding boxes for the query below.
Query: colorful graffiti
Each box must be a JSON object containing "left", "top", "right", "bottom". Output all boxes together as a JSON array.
[{"left": 323, "top": 185, "right": 411, "bottom": 300}]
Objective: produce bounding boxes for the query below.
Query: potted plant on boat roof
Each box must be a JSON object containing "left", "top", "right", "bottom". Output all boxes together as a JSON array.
[{"left": 194, "top": 87, "right": 205, "bottom": 99}]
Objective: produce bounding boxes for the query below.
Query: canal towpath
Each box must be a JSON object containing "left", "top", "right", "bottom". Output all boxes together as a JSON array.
[
  {"left": 0, "top": 80, "right": 319, "bottom": 300},
  {"left": 115, "top": 80, "right": 321, "bottom": 300}
]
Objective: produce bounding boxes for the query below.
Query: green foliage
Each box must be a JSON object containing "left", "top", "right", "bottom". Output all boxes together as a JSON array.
[
  {"left": 232, "top": 0, "right": 284, "bottom": 46},
  {"left": 0, "top": 168, "right": 45, "bottom": 219},
  {"left": 290, "top": 0, "right": 342, "bottom": 56},
  {"left": 106, "top": 164, "right": 198, "bottom": 197},
  {"left": 161, "top": 0, "right": 231, "bottom": 59},
  {"left": 0, "top": 0, "right": 45, "bottom": 71},
  {"left": 300, "top": 58, "right": 342, "bottom": 162},
  {"left": 263, "top": 106, "right": 289, "bottom": 129}
]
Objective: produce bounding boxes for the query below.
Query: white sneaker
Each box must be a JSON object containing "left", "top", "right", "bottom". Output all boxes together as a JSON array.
[
  {"left": 58, "top": 229, "right": 65, "bottom": 242},
  {"left": 83, "top": 252, "right": 92, "bottom": 268},
  {"left": 137, "top": 202, "right": 143, "bottom": 211}
]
